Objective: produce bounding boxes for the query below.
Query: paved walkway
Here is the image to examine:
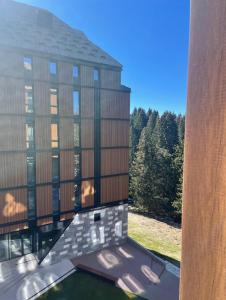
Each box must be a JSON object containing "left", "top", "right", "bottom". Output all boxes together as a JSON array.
[
  {"left": 0, "top": 254, "right": 75, "bottom": 300},
  {"left": 72, "top": 239, "right": 179, "bottom": 300}
]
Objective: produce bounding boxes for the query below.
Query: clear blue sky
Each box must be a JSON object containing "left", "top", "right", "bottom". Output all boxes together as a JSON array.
[{"left": 17, "top": 0, "right": 190, "bottom": 114}]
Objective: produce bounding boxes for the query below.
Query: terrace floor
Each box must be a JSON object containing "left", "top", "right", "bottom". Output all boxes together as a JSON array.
[{"left": 72, "top": 239, "right": 179, "bottom": 300}]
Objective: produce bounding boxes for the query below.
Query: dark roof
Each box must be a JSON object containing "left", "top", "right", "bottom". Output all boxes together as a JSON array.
[{"left": 0, "top": 0, "right": 121, "bottom": 68}]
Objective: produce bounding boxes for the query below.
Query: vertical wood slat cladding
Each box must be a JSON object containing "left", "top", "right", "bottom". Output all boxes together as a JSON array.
[
  {"left": 33, "top": 56, "right": 49, "bottom": 81},
  {"left": 0, "top": 50, "right": 23, "bottom": 77},
  {"left": 82, "top": 150, "right": 94, "bottom": 179},
  {"left": 100, "top": 69, "right": 121, "bottom": 89},
  {"left": 80, "top": 65, "right": 94, "bottom": 87},
  {"left": 81, "top": 87, "right": 94, "bottom": 118},
  {"left": 0, "top": 153, "right": 27, "bottom": 188},
  {"left": 37, "top": 218, "right": 52, "bottom": 226},
  {"left": 34, "top": 81, "right": 50, "bottom": 115},
  {"left": 36, "top": 152, "right": 52, "bottom": 184},
  {"left": 101, "top": 90, "right": 130, "bottom": 119},
  {"left": 60, "top": 151, "right": 74, "bottom": 181},
  {"left": 0, "top": 78, "right": 24, "bottom": 114},
  {"left": 35, "top": 117, "right": 51, "bottom": 150},
  {"left": 60, "top": 183, "right": 74, "bottom": 212},
  {"left": 81, "top": 180, "right": 94, "bottom": 208},
  {"left": 180, "top": 1, "right": 226, "bottom": 300},
  {"left": 0, "top": 223, "right": 28, "bottom": 235},
  {"left": 81, "top": 119, "right": 94, "bottom": 149},
  {"left": 0, "top": 116, "right": 26, "bottom": 151},
  {"left": 101, "top": 149, "right": 129, "bottom": 176},
  {"left": 101, "top": 120, "right": 129, "bottom": 147},
  {"left": 0, "top": 189, "right": 27, "bottom": 225},
  {"left": 36, "top": 185, "right": 52, "bottom": 217},
  {"left": 59, "top": 85, "right": 73, "bottom": 116},
  {"left": 101, "top": 175, "right": 128, "bottom": 204},
  {"left": 58, "top": 61, "right": 73, "bottom": 84},
  {"left": 59, "top": 118, "right": 74, "bottom": 149}
]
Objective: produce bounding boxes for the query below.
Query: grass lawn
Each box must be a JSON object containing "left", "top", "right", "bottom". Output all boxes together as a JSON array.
[
  {"left": 38, "top": 271, "right": 142, "bottom": 300},
  {"left": 128, "top": 212, "right": 181, "bottom": 267}
]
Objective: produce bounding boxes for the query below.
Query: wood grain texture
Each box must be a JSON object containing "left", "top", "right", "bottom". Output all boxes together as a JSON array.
[
  {"left": 35, "top": 117, "right": 51, "bottom": 150},
  {"left": 180, "top": 1, "right": 226, "bottom": 299},
  {"left": 101, "top": 175, "right": 128, "bottom": 204},
  {"left": 36, "top": 152, "right": 52, "bottom": 184},
  {"left": 34, "top": 81, "right": 50, "bottom": 115},
  {"left": 60, "top": 151, "right": 74, "bottom": 181},
  {"left": 36, "top": 185, "right": 52, "bottom": 217},
  {"left": 82, "top": 150, "right": 94, "bottom": 179},
  {"left": 81, "top": 119, "right": 94, "bottom": 149},
  {"left": 59, "top": 118, "right": 74, "bottom": 149},
  {"left": 60, "top": 182, "right": 75, "bottom": 212},
  {"left": 59, "top": 84, "right": 73, "bottom": 116},
  {"left": 81, "top": 87, "right": 94, "bottom": 118},
  {"left": 101, "top": 120, "right": 129, "bottom": 147},
  {"left": 101, "top": 149, "right": 129, "bottom": 176}
]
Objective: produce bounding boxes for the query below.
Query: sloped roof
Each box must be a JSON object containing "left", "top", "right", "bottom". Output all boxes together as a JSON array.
[{"left": 0, "top": 0, "right": 122, "bottom": 68}]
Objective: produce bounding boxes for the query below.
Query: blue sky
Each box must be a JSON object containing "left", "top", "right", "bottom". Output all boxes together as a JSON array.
[{"left": 17, "top": 0, "right": 190, "bottom": 114}]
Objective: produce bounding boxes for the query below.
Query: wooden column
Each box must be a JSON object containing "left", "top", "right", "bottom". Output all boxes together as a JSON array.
[{"left": 180, "top": 1, "right": 226, "bottom": 299}]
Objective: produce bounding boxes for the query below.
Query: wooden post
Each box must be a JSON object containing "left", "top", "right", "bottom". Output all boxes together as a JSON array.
[{"left": 180, "top": 0, "right": 226, "bottom": 299}]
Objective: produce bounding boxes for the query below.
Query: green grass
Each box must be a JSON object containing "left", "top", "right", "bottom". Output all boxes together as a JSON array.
[
  {"left": 38, "top": 271, "right": 142, "bottom": 300},
  {"left": 128, "top": 212, "right": 181, "bottom": 267}
]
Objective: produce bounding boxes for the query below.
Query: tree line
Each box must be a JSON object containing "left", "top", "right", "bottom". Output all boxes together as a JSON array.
[{"left": 129, "top": 108, "right": 185, "bottom": 222}]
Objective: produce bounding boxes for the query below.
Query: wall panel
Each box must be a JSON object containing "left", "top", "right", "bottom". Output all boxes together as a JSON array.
[
  {"left": 36, "top": 152, "right": 52, "bottom": 184},
  {"left": 82, "top": 150, "right": 94, "bottom": 179},
  {"left": 80, "top": 65, "right": 94, "bottom": 87},
  {"left": 33, "top": 56, "right": 49, "bottom": 81},
  {"left": 100, "top": 69, "right": 121, "bottom": 89},
  {"left": 0, "top": 116, "right": 26, "bottom": 151},
  {"left": 58, "top": 61, "right": 73, "bottom": 84},
  {"left": 0, "top": 50, "right": 23, "bottom": 77},
  {"left": 101, "top": 120, "right": 129, "bottom": 147},
  {"left": 34, "top": 81, "right": 50, "bottom": 115},
  {"left": 59, "top": 118, "right": 74, "bottom": 149},
  {"left": 0, "top": 153, "right": 27, "bottom": 188},
  {"left": 101, "top": 90, "right": 130, "bottom": 119},
  {"left": 81, "top": 87, "right": 94, "bottom": 118},
  {"left": 35, "top": 117, "right": 51, "bottom": 150},
  {"left": 60, "top": 151, "right": 74, "bottom": 181},
  {"left": 0, "top": 78, "right": 24, "bottom": 114},
  {"left": 36, "top": 185, "right": 52, "bottom": 217},
  {"left": 60, "top": 182, "right": 74, "bottom": 212},
  {"left": 59, "top": 85, "right": 73, "bottom": 116},
  {"left": 81, "top": 180, "right": 94, "bottom": 208},
  {"left": 0, "top": 189, "right": 27, "bottom": 225},
  {"left": 81, "top": 119, "right": 94, "bottom": 149},
  {"left": 101, "top": 175, "right": 128, "bottom": 204},
  {"left": 101, "top": 149, "right": 129, "bottom": 176}
]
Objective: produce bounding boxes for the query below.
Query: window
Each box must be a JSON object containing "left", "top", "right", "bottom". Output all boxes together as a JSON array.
[
  {"left": 73, "top": 90, "right": 79, "bottom": 115},
  {"left": 27, "top": 156, "right": 35, "bottom": 185},
  {"left": 28, "top": 190, "right": 35, "bottom": 219},
  {"left": 26, "top": 124, "right": 34, "bottom": 149},
  {"left": 25, "top": 85, "right": 33, "bottom": 113},
  {"left": 94, "top": 68, "right": 99, "bottom": 81},
  {"left": 94, "top": 213, "right": 101, "bottom": 222},
  {"left": 52, "top": 154, "right": 59, "bottom": 181},
  {"left": 24, "top": 57, "right": 32, "bottom": 71},
  {"left": 73, "top": 65, "right": 79, "bottom": 79},
  {"left": 53, "top": 187, "right": 59, "bottom": 214},
  {"left": 50, "top": 88, "right": 58, "bottom": 115},
  {"left": 51, "top": 123, "right": 59, "bottom": 148},
  {"left": 49, "top": 61, "right": 57, "bottom": 75},
  {"left": 74, "top": 183, "right": 80, "bottom": 209},
  {"left": 74, "top": 123, "right": 80, "bottom": 147},
  {"left": 74, "top": 153, "right": 80, "bottom": 178}
]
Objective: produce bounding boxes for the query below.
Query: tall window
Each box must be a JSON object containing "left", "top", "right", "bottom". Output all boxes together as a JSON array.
[
  {"left": 50, "top": 88, "right": 58, "bottom": 115},
  {"left": 24, "top": 57, "right": 32, "bottom": 71},
  {"left": 51, "top": 123, "right": 59, "bottom": 148},
  {"left": 25, "top": 85, "right": 33, "bottom": 113},
  {"left": 26, "top": 124, "right": 34, "bottom": 149},
  {"left": 73, "top": 90, "right": 79, "bottom": 115},
  {"left": 74, "top": 153, "right": 80, "bottom": 179},
  {"left": 74, "top": 123, "right": 80, "bottom": 147},
  {"left": 73, "top": 65, "right": 79, "bottom": 79},
  {"left": 28, "top": 190, "right": 36, "bottom": 220},
  {"left": 93, "top": 68, "right": 99, "bottom": 81},
  {"left": 52, "top": 186, "right": 60, "bottom": 215},
  {"left": 49, "top": 61, "right": 57, "bottom": 75},
  {"left": 27, "top": 156, "right": 35, "bottom": 185},
  {"left": 52, "top": 154, "right": 59, "bottom": 181}
]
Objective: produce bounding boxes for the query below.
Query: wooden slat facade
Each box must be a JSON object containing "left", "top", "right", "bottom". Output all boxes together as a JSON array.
[
  {"left": 35, "top": 117, "right": 51, "bottom": 150},
  {"left": 101, "top": 120, "right": 129, "bottom": 147},
  {"left": 82, "top": 150, "right": 94, "bottom": 179},
  {"left": 36, "top": 152, "right": 52, "bottom": 184},
  {"left": 101, "top": 175, "right": 129, "bottom": 204},
  {"left": 81, "top": 119, "right": 94, "bottom": 149},
  {"left": 101, "top": 149, "right": 129, "bottom": 176},
  {"left": 59, "top": 118, "right": 74, "bottom": 149},
  {"left": 60, "top": 182, "right": 74, "bottom": 212},
  {"left": 34, "top": 82, "right": 50, "bottom": 115},
  {"left": 59, "top": 84, "right": 73, "bottom": 116},
  {"left": 36, "top": 185, "right": 52, "bottom": 217},
  {"left": 81, "top": 87, "right": 94, "bottom": 118},
  {"left": 60, "top": 151, "right": 74, "bottom": 181}
]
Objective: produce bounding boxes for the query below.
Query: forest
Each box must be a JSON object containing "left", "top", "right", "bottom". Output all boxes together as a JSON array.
[{"left": 129, "top": 108, "right": 185, "bottom": 222}]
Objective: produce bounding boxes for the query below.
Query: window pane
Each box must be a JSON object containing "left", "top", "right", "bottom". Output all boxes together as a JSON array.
[
  {"left": 27, "top": 157, "right": 35, "bottom": 185},
  {"left": 0, "top": 234, "right": 9, "bottom": 262},
  {"left": 74, "top": 123, "right": 80, "bottom": 147},
  {"left": 50, "top": 88, "right": 58, "bottom": 115},
  {"left": 24, "top": 57, "right": 32, "bottom": 71},
  {"left": 74, "top": 153, "right": 80, "bottom": 178},
  {"left": 26, "top": 124, "right": 34, "bottom": 149},
  {"left": 94, "top": 68, "right": 99, "bottom": 81},
  {"left": 22, "top": 233, "right": 32, "bottom": 255},
  {"left": 52, "top": 154, "right": 59, "bottom": 181},
  {"left": 51, "top": 123, "right": 59, "bottom": 148},
  {"left": 10, "top": 233, "right": 22, "bottom": 259},
  {"left": 73, "top": 91, "right": 79, "bottom": 115},
  {"left": 73, "top": 65, "right": 79, "bottom": 78},
  {"left": 49, "top": 61, "right": 57, "bottom": 75},
  {"left": 74, "top": 183, "right": 80, "bottom": 209},
  {"left": 25, "top": 85, "right": 33, "bottom": 113},
  {"left": 28, "top": 190, "right": 35, "bottom": 219}
]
